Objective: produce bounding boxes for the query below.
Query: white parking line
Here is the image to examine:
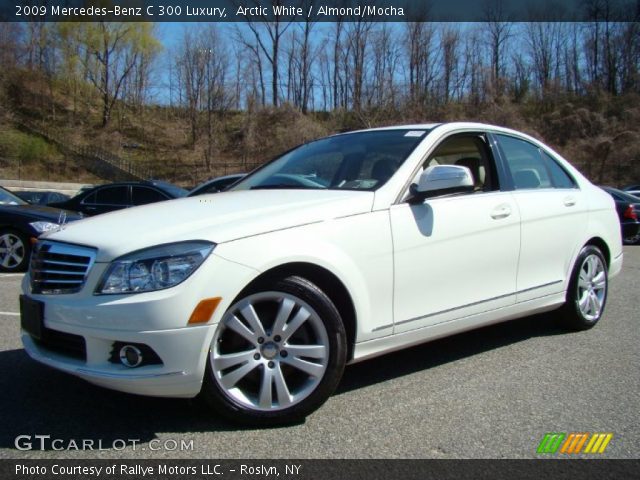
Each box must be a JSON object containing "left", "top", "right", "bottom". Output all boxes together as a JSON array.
[
  {"left": 0, "top": 311, "right": 19, "bottom": 316},
  {"left": 0, "top": 274, "right": 24, "bottom": 278}
]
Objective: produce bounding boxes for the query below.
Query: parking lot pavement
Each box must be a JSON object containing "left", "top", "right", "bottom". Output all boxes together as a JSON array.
[{"left": 0, "top": 247, "right": 638, "bottom": 459}]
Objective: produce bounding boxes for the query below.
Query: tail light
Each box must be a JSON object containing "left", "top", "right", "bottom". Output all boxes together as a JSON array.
[{"left": 623, "top": 204, "right": 638, "bottom": 221}]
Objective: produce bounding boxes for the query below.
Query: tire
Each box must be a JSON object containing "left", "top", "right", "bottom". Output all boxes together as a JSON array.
[
  {"left": 0, "top": 229, "right": 31, "bottom": 272},
  {"left": 623, "top": 234, "right": 639, "bottom": 246},
  {"left": 559, "top": 245, "right": 608, "bottom": 331},
  {"left": 201, "top": 276, "right": 347, "bottom": 426}
]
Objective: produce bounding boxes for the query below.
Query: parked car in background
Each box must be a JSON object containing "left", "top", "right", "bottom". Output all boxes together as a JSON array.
[
  {"left": 188, "top": 174, "right": 246, "bottom": 197},
  {"left": 0, "top": 186, "right": 83, "bottom": 272},
  {"left": 20, "top": 123, "right": 622, "bottom": 424},
  {"left": 600, "top": 186, "right": 640, "bottom": 245},
  {"left": 622, "top": 184, "right": 640, "bottom": 198},
  {"left": 14, "top": 190, "right": 70, "bottom": 206},
  {"left": 49, "top": 180, "right": 187, "bottom": 216}
]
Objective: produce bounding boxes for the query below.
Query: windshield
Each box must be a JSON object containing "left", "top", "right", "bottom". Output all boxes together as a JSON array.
[
  {"left": 231, "top": 129, "right": 431, "bottom": 192},
  {"left": 0, "top": 187, "right": 27, "bottom": 206}
]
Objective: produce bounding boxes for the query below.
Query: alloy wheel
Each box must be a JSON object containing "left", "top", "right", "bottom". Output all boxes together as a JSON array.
[
  {"left": 576, "top": 253, "right": 607, "bottom": 321},
  {"left": 0, "top": 233, "right": 25, "bottom": 270},
  {"left": 210, "top": 292, "right": 330, "bottom": 412}
]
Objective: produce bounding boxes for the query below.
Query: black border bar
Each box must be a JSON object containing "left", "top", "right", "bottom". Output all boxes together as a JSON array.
[
  {"left": 3, "top": 459, "right": 640, "bottom": 480},
  {"left": 2, "top": 0, "right": 640, "bottom": 22}
]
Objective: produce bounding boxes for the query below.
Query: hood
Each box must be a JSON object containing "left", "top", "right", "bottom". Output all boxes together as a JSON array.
[
  {"left": 0, "top": 204, "right": 83, "bottom": 222},
  {"left": 43, "top": 189, "right": 374, "bottom": 261}
]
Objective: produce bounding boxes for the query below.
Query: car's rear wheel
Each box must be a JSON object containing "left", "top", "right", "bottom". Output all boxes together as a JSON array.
[
  {"left": 560, "top": 245, "right": 608, "bottom": 331},
  {"left": 201, "top": 276, "right": 347, "bottom": 425},
  {"left": 0, "top": 229, "right": 30, "bottom": 272}
]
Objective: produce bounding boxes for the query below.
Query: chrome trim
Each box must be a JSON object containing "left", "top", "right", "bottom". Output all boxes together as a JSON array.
[
  {"left": 516, "top": 280, "right": 563, "bottom": 295},
  {"left": 372, "top": 280, "right": 563, "bottom": 332},
  {"left": 30, "top": 240, "right": 97, "bottom": 294}
]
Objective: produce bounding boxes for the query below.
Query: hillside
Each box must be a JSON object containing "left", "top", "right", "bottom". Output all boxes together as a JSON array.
[{"left": 1, "top": 68, "right": 639, "bottom": 188}]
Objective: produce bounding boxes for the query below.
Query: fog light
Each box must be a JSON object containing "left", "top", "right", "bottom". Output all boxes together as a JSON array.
[{"left": 119, "top": 345, "right": 143, "bottom": 368}]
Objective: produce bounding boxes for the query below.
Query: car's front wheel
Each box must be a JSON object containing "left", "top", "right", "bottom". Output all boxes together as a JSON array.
[
  {"left": 201, "top": 276, "right": 347, "bottom": 425},
  {"left": 560, "top": 245, "right": 608, "bottom": 331},
  {"left": 0, "top": 229, "right": 30, "bottom": 272}
]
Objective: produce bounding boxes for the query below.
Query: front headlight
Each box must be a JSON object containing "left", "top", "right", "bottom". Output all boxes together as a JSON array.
[
  {"left": 96, "top": 241, "right": 215, "bottom": 295},
  {"left": 29, "top": 221, "right": 59, "bottom": 233}
]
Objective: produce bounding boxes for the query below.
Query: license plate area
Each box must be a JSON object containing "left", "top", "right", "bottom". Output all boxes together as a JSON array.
[{"left": 20, "top": 295, "right": 44, "bottom": 340}]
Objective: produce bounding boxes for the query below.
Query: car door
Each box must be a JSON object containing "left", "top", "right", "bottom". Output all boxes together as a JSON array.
[
  {"left": 492, "top": 133, "right": 587, "bottom": 302},
  {"left": 390, "top": 132, "right": 520, "bottom": 334},
  {"left": 81, "top": 185, "right": 130, "bottom": 215}
]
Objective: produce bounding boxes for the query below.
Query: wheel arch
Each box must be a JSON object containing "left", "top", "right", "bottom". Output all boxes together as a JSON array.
[
  {"left": 584, "top": 236, "right": 611, "bottom": 268},
  {"left": 234, "top": 262, "right": 357, "bottom": 361}
]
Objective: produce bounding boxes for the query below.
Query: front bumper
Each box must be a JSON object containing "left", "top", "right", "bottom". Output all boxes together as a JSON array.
[
  {"left": 22, "top": 328, "right": 208, "bottom": 397},
  {"left": 20, "top": 253, "right": 258, "bottom": 397}
]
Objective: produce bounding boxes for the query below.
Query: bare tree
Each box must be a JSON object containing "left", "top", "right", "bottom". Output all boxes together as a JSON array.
[
  {"left": 482, "top": 0, "right": 512, "bottom": 96},
  {"left": 370, "top": 24, "right": 400, "bottom": 108},
  {"left": 440, "top": 26, "right": 461, "bottom": 103},
  {"left": 346, "top": 19, "right": 374, "bottom": 111},
  {"left": 202, "top": 26, "right": 229, "bottom": 170},
  {"left": 177, "top": 27, "right": 207, "bottom": 145},
  {"left": 405, "top": 22, "right": 438, "bottom": 105},
  {"left": 238, "top": 0, "right": 296, "bottom": 107}
]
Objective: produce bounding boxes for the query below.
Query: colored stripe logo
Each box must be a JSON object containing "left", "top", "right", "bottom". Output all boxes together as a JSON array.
[
  {"left": 537, "top": 433, "right": 613, "bottom": 454},
  {"left": 537, "top": 433, "right": 565, "bottom": 453}
]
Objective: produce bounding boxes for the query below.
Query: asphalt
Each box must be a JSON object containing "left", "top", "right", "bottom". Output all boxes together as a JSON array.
[{"left": 0, "top": 247, "right": 638, "bottom": 459}]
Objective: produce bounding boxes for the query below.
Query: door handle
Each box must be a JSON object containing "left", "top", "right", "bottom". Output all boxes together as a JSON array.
[
  {"left": 564, "top": 196, "right": 576, "bottom": 207},
  {"left": 491, "top": 204, "right": 512, "bottom": 220}
]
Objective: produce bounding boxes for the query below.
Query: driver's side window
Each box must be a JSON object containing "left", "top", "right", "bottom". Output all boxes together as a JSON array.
[{"left": 416, "top": 133, "right": 498, "bottom": 193}]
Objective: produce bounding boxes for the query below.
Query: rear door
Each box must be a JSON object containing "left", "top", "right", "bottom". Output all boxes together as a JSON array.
[
  {"left": 390, "top": 131, "right": 520, "bottom": 333},
  {"left": 492, "top": 133, "right": 587, "bottom": 302}
]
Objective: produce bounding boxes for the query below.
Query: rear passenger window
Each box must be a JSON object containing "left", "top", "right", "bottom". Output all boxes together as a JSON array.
[
  {"left": 540, "top": 151, "right": 576, "bottom": 188},
  {"left": 94, "top": 186, "right": 129, "bottom": 205},
  {"left": 132, "top": 187, "right": 168, "bottom": 205},
  {"left": 497, "top": 135, "right": 552, "bottom": 189}
]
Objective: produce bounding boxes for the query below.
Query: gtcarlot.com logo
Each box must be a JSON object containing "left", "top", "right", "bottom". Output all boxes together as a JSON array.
[
  {"left": 537, "top": 432, "right": 613, "bottom": 454},
  {"left": 14, "top": 435, "right": 194, "bottom": 452}
]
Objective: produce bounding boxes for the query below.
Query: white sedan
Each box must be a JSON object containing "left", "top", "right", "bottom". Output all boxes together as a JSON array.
[{"left": 20, "top": 123, "right": 622, "bottom": 425}]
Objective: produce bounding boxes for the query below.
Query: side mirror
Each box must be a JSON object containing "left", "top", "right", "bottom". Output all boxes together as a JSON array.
[{"left": 408, "top": 165, "right": 474, "bottom": 204}]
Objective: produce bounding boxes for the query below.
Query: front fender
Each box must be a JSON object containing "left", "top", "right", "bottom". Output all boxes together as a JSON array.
[{"left": 214, "top": 211, "right": 394, "bottom": 342}]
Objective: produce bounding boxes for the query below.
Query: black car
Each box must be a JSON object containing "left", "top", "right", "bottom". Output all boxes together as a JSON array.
[
  {"left": 49, "top": 180, "right": 188, "bottom": 216},
  {"left": 622, "top": 184, "right": 640, "bottom": 198},
  {"left": 600, "top": 186, "right": 640, "bottom": 245},
  {"left": 0, "top": 186, "right": 83, "bottom": 272},
  {"left": 14, "top": 190, "right": 70, "bottom": 205},
  {"left": 188, "top": 174, "right": 246, "bottom": 196}
]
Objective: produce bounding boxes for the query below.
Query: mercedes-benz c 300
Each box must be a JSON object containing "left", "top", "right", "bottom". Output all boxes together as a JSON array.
[{"left": 20, "top": 123, "right": 622, "bottom": 424}]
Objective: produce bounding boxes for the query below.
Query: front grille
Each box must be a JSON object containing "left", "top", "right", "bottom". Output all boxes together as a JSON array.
[
  {"left": 33, "top": 328, "right": 87, "bottom": 361},
  {"left": 30, "top": 241, "right": 97, "bottom": 294}
]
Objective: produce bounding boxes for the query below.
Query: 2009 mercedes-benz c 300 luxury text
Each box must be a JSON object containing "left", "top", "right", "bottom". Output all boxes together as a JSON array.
[{"left": 20, "top": 123, "right": 622, "bottom": 424}]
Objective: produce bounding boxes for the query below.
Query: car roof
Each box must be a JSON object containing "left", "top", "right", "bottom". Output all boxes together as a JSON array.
[
  {"left": 81, "top": 181, "right": 187, "bottom": 196},
  {"left": 337, "top": 122, "right": 535, "bottom": 139}
]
